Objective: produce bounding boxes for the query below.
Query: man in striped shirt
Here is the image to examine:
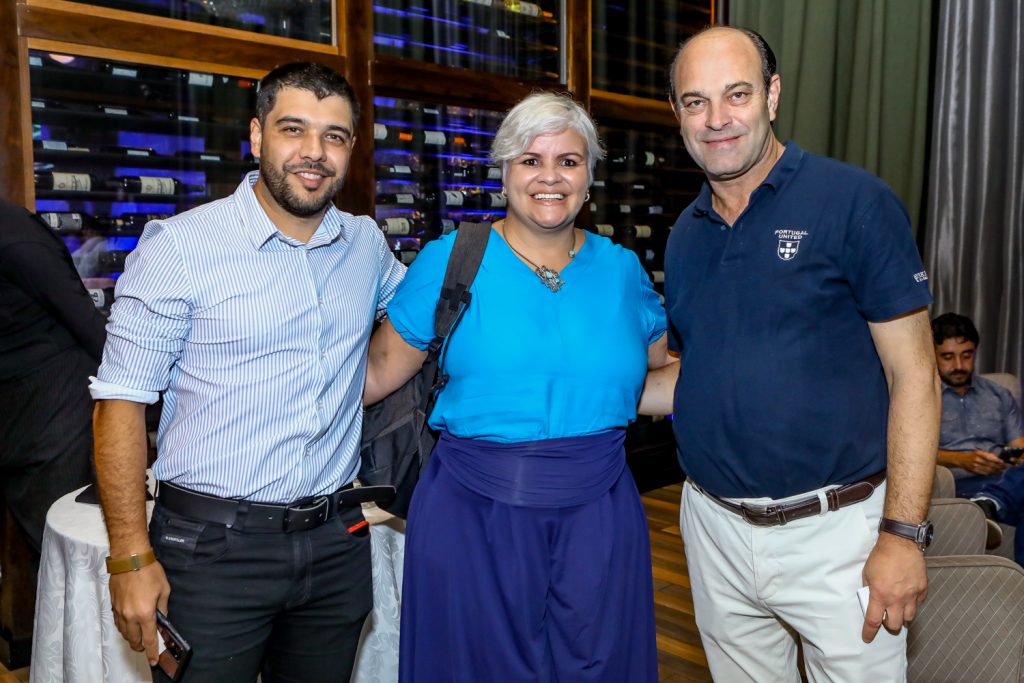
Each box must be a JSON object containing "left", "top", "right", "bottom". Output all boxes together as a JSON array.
[{"left": 92, "top": 62, "right": 404, "bottom": 682}]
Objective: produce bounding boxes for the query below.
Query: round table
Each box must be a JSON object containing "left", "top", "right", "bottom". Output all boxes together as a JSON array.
[
  {"left": 30, "top": 482, "right": 406, "bottom": 683},
  {"left": 31, "top": 482, "right": 154, "bottom": 683}
]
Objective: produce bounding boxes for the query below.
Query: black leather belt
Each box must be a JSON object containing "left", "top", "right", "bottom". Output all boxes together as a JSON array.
[
  {"left": 157, "top": 482, "right": 397, "bottom": 532},
  {"left": 691, "top": 470, "right": 887, "bottom": 527}
]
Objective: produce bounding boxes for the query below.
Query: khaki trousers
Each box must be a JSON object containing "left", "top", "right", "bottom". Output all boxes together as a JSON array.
[{"left": 680, "top": 479, "right": 907, "bottom": 682}]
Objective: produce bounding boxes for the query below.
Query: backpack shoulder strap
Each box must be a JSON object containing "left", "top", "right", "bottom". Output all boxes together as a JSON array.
[{"left": 431, "top": 221, "right": 491, "bottom": 344}]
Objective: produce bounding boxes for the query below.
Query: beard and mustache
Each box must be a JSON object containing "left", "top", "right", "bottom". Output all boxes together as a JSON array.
[{"left": 260, "top": 159, "right": 345, "bottom": 218}]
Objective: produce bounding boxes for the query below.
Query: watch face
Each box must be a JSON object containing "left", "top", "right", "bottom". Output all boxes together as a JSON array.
[{"left": 921, "top": 522, "right": 935, "bottom": 548}]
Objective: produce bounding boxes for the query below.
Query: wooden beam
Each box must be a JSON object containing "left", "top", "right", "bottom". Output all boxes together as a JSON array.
[
  {"left": 591, "top": 90, "right": 679, "bottom": 130},
  {"left": 19, "top": 0, "right": 339, "bottom": 74},
  {"left": 371, "top": 56, "right": 536, "bottom": 112},
  {"left": 0, "top": 0, "right": 32, "bottom": 206},
  {"left": 564, "top": 0, "right": 591, "bottom": 108},
  {"left": 340, "top": 0, "right": 374, "bottom": 217}
]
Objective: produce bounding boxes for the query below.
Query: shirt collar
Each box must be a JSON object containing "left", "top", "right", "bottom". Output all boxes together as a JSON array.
[
  {"left": 234, "top": 170, "right": 346, "bottom": 250},
  {"left": 941, "top": 380, "right": 976, "bottom": 397},
  {"left": 691, "top": 140, "right": 806, "bottom": 219}
]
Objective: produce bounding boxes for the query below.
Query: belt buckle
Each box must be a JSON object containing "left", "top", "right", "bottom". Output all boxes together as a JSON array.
[
  {"left": 741, "top": 503, "right": 788, "bottom": 527},
  {"left": 283, "top": 496, "right": 329, "bottom": 532}
]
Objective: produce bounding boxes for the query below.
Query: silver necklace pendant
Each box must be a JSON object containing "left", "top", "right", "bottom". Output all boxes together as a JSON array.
[{"left": 535, "top": 265, "right": 565, "bottom": 292}]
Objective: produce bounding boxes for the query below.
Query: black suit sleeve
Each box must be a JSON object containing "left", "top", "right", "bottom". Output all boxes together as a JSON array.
[{"left": 0, "top": 214, "right": 107, "bottom": 363}]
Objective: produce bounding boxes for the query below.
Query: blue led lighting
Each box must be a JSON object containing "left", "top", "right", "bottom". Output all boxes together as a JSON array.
[
  {"left": 373, "top": 5, "right": 489, "bottom": 34},
  {"left": 373, "top": 117, "right": 495, "bottom": 137},
  {"left": 374, "top": 33, "right": 512, "bottom": 63}
]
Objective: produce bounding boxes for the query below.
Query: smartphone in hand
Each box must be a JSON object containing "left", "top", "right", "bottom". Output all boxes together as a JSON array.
[
  {"left": 155, "top": 611, "right": 193, "bottom": 682},
  {"left": 997, "top": 446, "right": 1024, "bottom": 463}
]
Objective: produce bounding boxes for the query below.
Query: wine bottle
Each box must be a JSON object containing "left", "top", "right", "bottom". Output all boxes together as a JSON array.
[
  {"left": 101, "top": 213, "right": 170, "bottom": 233},
  {"left": 167, "top": 112, "right": 201, "bottom": 123},
  {"left": 96, "top": 104, "right": 137, "bottom": 117},
  {"left": 38, "top": 211, "right": 97, "bottom": 233},
  {"left": 608, "top": 151, "right": 667, "bottom": 168},
  {"left": 482, "top": 191, "right": 507, "bottom": 209},
  {"left": 87, "top": 287, "right": 116, "bottom": 310},
  {"left": 106, "top": 176, "right": 195, "bottom": 195},
  {"left": 441, "top": 190, "right": 468, "bottom": 208},
  {"left": 376, "top": 192, "right": 420, "bottom": 206},
  {"left": 377, "top": 217, "right": 415, "bottom": 236},
  {"left": 102, "top": 145, "right": 159, "bottom": 157},
  {"left": 376, "top": 163, "right": 415, "bottom": 179},
  {"left": 181, "top": 71, "right": 214, "bottom": 87},
  {"left": 592, "top": 224, "right": 614, "bottom": 238},
  {"left": 35, "top": 171, "right": 97, "bottom": 192},
  {"left": 97, "top": 250, "right": 131, "bottom": 272},
  {"left": 503, "top": 0, "right": 542, "bottom": 17},
  {"left": 394, "top": 249, "right": 419, "bottom": 265},
  {"left": 175, "top": 150, "right": 224, "bottom": 162}
]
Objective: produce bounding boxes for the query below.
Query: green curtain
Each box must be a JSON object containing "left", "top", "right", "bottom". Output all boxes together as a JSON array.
[{"left": 727, "top": 0, "right": 932, "bottom": 233}]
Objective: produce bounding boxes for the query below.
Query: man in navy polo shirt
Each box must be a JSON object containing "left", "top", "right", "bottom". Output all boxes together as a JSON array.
[{"left": 659, "top": 26, "right": 941, "bottom": 681}]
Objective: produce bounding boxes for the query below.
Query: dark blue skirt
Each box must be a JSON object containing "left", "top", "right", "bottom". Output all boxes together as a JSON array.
[{"left": 398, "top": 430, "right": 658, "bottom": 683}]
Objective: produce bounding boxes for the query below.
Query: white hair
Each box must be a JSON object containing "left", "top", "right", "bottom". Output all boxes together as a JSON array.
[{"left": 490, "top": 92, "right": 605, "bottom": 183}]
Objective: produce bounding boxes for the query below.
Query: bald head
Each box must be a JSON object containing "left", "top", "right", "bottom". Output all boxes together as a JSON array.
[{"left": 668, "top": 27, "right": 777, "bottom": 107}]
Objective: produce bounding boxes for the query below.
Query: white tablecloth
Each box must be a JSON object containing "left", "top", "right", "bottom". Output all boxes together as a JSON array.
[
  {"left": 30, "top": 484, "right": 406, "bottom": 683},
  {"left": 31, "top": 484, "right": 154, "bottom": 682}
]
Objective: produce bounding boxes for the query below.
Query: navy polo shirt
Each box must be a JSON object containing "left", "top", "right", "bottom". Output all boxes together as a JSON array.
[{"left": 665, "top": 142, "right": 932, "bottom": 499}]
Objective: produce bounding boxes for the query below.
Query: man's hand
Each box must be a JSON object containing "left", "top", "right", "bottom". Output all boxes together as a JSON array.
[
  {"left": 954, "top": 449, "right": 1009, "bottom": 476},
  {"left": 861, "top": 533, "right": 927, "bottom": 642},
  {"left": 109, "top": 561, "right": 171, "bottom": 666}
]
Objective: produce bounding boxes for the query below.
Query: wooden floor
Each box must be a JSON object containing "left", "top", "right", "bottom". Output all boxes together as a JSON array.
[
  {"left": 643, "top": 484, "right": 714, "bottom": 682},
  {"left": 0, "top": 663, "right": 28, "bottom": 683}
]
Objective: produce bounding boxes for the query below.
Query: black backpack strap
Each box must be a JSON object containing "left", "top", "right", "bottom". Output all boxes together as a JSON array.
[
  {"left": 421, "top": 221, "right": 490, "bottom": 414},
  {"left": 431, "top": 221, "right": 491, "bottom": 344}
]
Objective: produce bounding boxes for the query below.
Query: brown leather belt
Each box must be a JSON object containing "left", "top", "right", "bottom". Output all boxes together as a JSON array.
[{"left": 690, "top": 470, "right": 886, "bottom": 527}]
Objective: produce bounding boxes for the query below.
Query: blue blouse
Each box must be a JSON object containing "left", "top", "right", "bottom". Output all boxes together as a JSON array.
[{"left": 386, "top": 229, "right": 666, "bottom": 442}]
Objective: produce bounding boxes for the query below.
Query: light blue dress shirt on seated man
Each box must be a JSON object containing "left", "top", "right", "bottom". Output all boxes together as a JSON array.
[
  {"left": 91, "top": 171, "right": 405, "bottom": 502},
  {"left": 941, "top": 374, "right": 1023, "bottom": 482}
]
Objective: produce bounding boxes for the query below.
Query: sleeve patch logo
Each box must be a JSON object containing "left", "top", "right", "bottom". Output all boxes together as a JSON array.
[{"left": 913, "top": 271, "right": 928, "bottom": 283}]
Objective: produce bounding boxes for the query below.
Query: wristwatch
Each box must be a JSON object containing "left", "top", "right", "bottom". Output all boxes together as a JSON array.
[{"left": 879, "top": 517, "right": 934, "bottom": 551}]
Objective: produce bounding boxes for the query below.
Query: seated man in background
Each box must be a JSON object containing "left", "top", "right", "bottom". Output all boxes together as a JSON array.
[{"left": 933, "top": 312, "right": 1023, "bottom": 497}]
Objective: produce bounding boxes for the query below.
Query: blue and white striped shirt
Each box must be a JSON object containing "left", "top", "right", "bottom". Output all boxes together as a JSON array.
[{"left": 93, "top": 172, "right": 405, "bottom": 502}]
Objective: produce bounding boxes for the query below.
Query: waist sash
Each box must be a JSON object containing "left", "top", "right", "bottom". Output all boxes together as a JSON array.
[{"left": 434, "top": 430, "right": 627, "bottom": 508}]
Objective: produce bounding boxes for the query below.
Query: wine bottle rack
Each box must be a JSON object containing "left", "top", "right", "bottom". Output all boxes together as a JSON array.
[
  {"left": 585, "top": 124, "right": 706, "bottom": 294},
  {"left": 374, "top": 96, "right": 506, "bottom": 263},
  {"left": 374, "top": 0, "right": 562, "bottom": 83},
  {"left": 28, "top": 49, "right": 258, "bottom": 299},
  {"left": 592, "top": 0, "right": 711, "bottom": 100},
  {"left": 64, "top": 0, "right": 333, "bottom": 44}
]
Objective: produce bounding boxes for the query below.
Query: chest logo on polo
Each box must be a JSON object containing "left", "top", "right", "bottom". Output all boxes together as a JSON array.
[{"left": 774, "top": 228, "right": 810, "bottom": 261}]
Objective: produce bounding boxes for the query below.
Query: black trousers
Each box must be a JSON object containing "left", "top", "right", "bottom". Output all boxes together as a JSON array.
[
  {"left": 149, "top": 499, "right": 373, "bottom": 683},
  {"left": 0, "top": 350, "right": 96, "bottom": 554}
]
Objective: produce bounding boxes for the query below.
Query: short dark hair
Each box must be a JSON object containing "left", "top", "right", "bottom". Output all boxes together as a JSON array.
[
  {"left": 931, "top": 313, "right": 980, "bottom": 346},
  {"left": 256, "top": 62, "right": 360, "bottom": 129},
  {"left": 667, "top": 26, "right": 778, "bottom": 106}
]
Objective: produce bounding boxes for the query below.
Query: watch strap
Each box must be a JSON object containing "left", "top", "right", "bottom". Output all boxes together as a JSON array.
[
  {"left": 105, "top": 548, "right": 157, "bottom": 574},
  {"left": 879, "top": 517, "right": 932, "bottom": 549}
]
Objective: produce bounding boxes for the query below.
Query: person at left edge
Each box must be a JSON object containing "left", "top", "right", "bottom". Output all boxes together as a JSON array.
[{"left": 91, "top": 62, "right": 405, "bottom": 682}]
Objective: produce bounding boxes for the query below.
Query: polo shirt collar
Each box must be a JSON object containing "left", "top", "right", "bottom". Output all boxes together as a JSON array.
[
  {"left": 691, "top": 140, "right": 806, "bottom": 219},
  {"left": 235, "top": 170, "right": 346, "bottom": 250}
]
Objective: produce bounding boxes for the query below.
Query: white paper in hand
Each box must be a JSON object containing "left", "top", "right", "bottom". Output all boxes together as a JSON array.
[{"left": 857, "top": 585, "right": 870, "bottom": 615}]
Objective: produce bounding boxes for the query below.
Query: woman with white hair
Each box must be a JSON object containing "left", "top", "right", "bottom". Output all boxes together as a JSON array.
[{"left": 364, "top": 91, "right": 668, "bottom": 682}]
